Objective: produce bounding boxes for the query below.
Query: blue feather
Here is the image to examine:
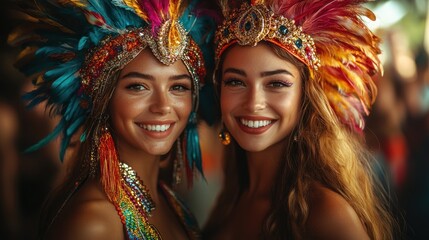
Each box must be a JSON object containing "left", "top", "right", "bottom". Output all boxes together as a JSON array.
[
  {"left": 66, "top": 115, "right": 86, "bottom": 137},
  {"left": 64, "top": 98, "right": 82, "bottom": 121},
  {"left": 36, "top": 46, "right": 72, "bottom": 56},
  {"left": 186, "top": 112, "right": 204, "bottom": 176},
  {"left": 78, "top": 36, "right": 90, "bottom": 50},
  {"left": 24, "top": 120, "right": 64, "bottom": 153},
  {"left": 51, "top": 69, "right": 78, "bottom": 89},
  {"left": 80, "top": 131, "right": 87, "bottom": 142}
]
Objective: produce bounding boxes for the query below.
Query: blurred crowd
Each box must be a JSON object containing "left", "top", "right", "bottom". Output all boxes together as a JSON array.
[{"left": 0, "top": 1, "right": 428, "bottom": 239}]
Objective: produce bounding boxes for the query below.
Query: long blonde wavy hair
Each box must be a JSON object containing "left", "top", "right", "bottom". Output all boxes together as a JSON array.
[{"left": 204, "top": 42, "right": 397, "bottom": 239}]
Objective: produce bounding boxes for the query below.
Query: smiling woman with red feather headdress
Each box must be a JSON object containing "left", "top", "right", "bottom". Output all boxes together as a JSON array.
[{"left": 203, "top": 0, "right": 398, "bottom": 239}]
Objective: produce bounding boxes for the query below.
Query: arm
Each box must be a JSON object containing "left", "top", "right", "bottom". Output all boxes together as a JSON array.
[{"left": 305, "top": 183, "right": 370, "bottom": 240}]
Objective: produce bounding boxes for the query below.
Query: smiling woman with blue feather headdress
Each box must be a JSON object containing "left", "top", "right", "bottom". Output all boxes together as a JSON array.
[{"left": 8, "top": 0, "right": 216, "bottom": 239}]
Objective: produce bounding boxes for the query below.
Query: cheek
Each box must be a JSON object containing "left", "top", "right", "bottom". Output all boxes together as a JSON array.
[
  {"left": 111, "top": 96, "right": 141, "bottom": 116},
  {"left": 173, "top": 95, "right": 192, "bottom": 117},
  {"left": 275, "top": 93, "right": 302, "bottom": 122},
  {"left": 220, "top": 90, "right": 236, "bottom": 115}
]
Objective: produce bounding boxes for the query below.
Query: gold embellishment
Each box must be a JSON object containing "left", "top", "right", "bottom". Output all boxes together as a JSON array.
[
  {"left": 151, "top": 19, "right": 188, "bottom": 65},
  {"left": 80, "top": 29, "right": 147, "bottom": 94},
  {"left": 80, "top": 22, "right": 204, "bottom": 99},
  {"left": 215, "top": 3, "right": 320, "bottom": 70}
]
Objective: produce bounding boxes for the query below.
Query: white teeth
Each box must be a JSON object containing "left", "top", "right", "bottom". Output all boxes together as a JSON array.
[
  {"left": 240, "top": 119, "right": 272, "bottom": 128},
  {"left": 140, "top": 124, "right": 171, "bottom": 132}
]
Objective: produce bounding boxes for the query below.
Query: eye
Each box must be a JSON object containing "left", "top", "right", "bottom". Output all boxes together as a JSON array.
[
  {"left": 223, "top": 78, "right": 245, "bottom": 87},
  {"left": 126, "top": 83, "right": 147, "bottom": 91},
  {"left": 171, "top": 84, "right": 191, "bottom": 92},
  {"left": 267, "top": 80, "right": 293, "bottom": 88}
]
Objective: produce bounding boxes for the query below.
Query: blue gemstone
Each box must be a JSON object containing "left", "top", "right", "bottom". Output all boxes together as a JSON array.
[
  {"left": 223, "top": 28, "right": 229, "bottom": 37},
  {"left": 245, "top": 21, "right": 251, "bottom": 31},
  {"left": 115, "top": 45, "right": 123, "bottom": 52},
  {"left": 279, "top": 25, "right": 288, "bottom": 35},
  {"left": 295, "top": 38, "right": 303, "bottom": 49}
]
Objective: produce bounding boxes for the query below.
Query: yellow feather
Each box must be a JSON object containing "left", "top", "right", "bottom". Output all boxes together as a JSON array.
[
  {"left": 168, "top": 20, "right": 182, "bottom": 51},
  {"left": 58, "top": 0, "right": 87, "bottom": 8},
  {"left": 124, "top": 0, "right": 148, "bottom": 22},
  {"left": 169, "top": 0, "right": 182, "bottom": 20}
]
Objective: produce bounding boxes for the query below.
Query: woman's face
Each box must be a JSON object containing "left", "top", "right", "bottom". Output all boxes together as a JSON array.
[
  {"left": 109, "top": 49, "right": 192, "bottom": 156},
  {"left": 220, "top": 43, "right": 303, "bottom": 152}
]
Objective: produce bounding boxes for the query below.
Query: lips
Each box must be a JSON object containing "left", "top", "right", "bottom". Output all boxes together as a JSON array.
[
  {"left": 236, "top": 117, "right": 275, "bottom": 134},
  {"left": 240, "top": 119, "right": 272, "bottom": 128},
  {"left": 136, "top": 121, "right": 175, "bottom": 138},
  {"left": 139, "top": 123, "right": 171, "bottom": 132}
]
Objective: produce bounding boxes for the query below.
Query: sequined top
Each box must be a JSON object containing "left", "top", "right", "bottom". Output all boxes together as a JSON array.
[{"left": 113, "top": 167, "right": 200, "bottom": 240}]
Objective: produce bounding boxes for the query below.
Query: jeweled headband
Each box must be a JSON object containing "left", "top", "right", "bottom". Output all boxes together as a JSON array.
[
  {"left": 215, "top": 2, "right": 320, "bottom": 70},
  {"left": 9, "top": 0, "right": 215, "bottom": 168},
  {"left": 80, "top": 25, "right": 206, "bottom": 109},
  {"left": 215, "top": 0, "right": 381, "bottom": 131}
]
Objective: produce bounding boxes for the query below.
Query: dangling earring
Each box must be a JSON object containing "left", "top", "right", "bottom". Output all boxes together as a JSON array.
[
  {"left": 293, "top": 135, "right": 298, "bottom": 142},
  {"left": 97, "top": 118, "right": 121, "bottom": 202},
  {"left": 218, "top": 126, "right": 231, "bottom": 145},
  {"left": 172, "top": 139, "right": 183, "bottom": 187}
]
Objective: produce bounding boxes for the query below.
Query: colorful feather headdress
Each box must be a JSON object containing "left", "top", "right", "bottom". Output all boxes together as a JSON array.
[
  {"left": 215, "top": 0, "right": 381, "bottom": 131},
  {"left": 9, "top": 0, "right": 216, "bottom": 175}
]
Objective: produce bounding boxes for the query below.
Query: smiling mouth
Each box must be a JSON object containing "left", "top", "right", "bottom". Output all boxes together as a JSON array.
[
  {"left": 138, "top": 123, "right": 171, "bottom": 132},
  {"left": 240, "top": 118, "right": 272, "bottom": 128}
]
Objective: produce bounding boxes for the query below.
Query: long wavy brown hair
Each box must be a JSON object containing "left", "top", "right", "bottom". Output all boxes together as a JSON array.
[{"left": 204, "top": 42, "right": 397, "bottom": 239}]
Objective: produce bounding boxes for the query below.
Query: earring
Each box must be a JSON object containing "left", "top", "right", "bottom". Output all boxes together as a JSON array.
[
  {"left": 97, "top": 121, "right": 121, "bottom": 202},
  {"left": 218, "top": 127, "right": 231, "bottom": 145},
  {"left": 293, "top": 135, "right": 298, "bottom": 142}
]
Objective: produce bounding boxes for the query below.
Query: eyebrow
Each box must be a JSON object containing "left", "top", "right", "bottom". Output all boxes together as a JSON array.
[
  {"left": 120, "top": 72, "right": 192, "bottom": 81},
  {"left": 223, "top": 68, "right": 246, "bottom": 77},
  {"left": 223, "top": 68, "right": 295, "bottom": 78},
  {"left": 260, "top": 69, "right": 295, "bottom": 78}
]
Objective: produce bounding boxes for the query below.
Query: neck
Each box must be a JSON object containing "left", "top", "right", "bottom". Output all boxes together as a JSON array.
[
  {"left": 245, "top": 141, "right": 284, "bottom": 198},
  {"left": 117, "top": 145, "right": 161, "bottom": 201}
]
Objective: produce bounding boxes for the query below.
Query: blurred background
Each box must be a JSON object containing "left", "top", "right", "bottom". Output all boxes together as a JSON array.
[{"left": 0, "top": 0, "right": 428, "bottom": 239}]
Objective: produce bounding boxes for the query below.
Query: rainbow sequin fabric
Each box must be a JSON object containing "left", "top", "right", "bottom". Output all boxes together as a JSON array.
[{"left": 114, "top": 162, "right": 200, "bottom": 239}]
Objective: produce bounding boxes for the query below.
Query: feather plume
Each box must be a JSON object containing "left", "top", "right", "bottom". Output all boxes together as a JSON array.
[
  {"left": 58, "top": 0, "right": 87, "bottom": 8},
  {"left": 271, "top": 0, "right": 379, "bottom": 131},
  {"left": 138, "top": 0, "right": 170, "bottom": 32}
]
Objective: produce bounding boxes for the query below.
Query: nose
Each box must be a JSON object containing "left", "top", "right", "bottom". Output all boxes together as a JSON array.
[
  {"left": 149, "top": 91, "right": 172, "bottom": 114},
  {"left": 243, "top": 86, "right": 266, "bottom": 112}
]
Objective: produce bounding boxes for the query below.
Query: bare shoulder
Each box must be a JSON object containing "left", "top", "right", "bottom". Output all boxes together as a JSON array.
[
  {"left": 305, "top": 182, "right": 370, "bottom": 240},
  {"left": 46, "top": 179, "right": 124, "bottom": 240}
]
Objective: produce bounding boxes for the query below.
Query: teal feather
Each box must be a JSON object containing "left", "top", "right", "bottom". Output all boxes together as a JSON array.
[
  {"left": 26, "top": 96, "right": 48, "bottom": 108},
  {"left": 186, "top": 112, "right": 204, "bottom": 176},
  {"left": 24, "top": 120, "right": 64, "bottom": 153},
  {"left": 51, "top": 69, "right": 77, "bottom": 89},
  {"left": 112, "top": 0, "right": 136, "bottom": 13},
  {"left": 64, "top": 98, "right": 82, "bottom": 121},
  {"left": 80, "top": 132, "right": 87, "bottom": 142},
  {"left": 78, "top": 36, "right": 89, "bottom": 50},
  {"left": 36, "top": 46, "right": 72, "bottom": 56},
  {"left": 180, "top": 0, "right": 216, "bottom": 70},
  {"left": 66, "top": 116, "right": 86, "bottom": 137}
]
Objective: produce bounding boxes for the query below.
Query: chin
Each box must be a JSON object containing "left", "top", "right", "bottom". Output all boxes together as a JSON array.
[
  {"left": 147, "top": 148, "right": 171, "bottom": 156},
  {"left": 236, "top": 142, "right": 269, "bottom": 153}
]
